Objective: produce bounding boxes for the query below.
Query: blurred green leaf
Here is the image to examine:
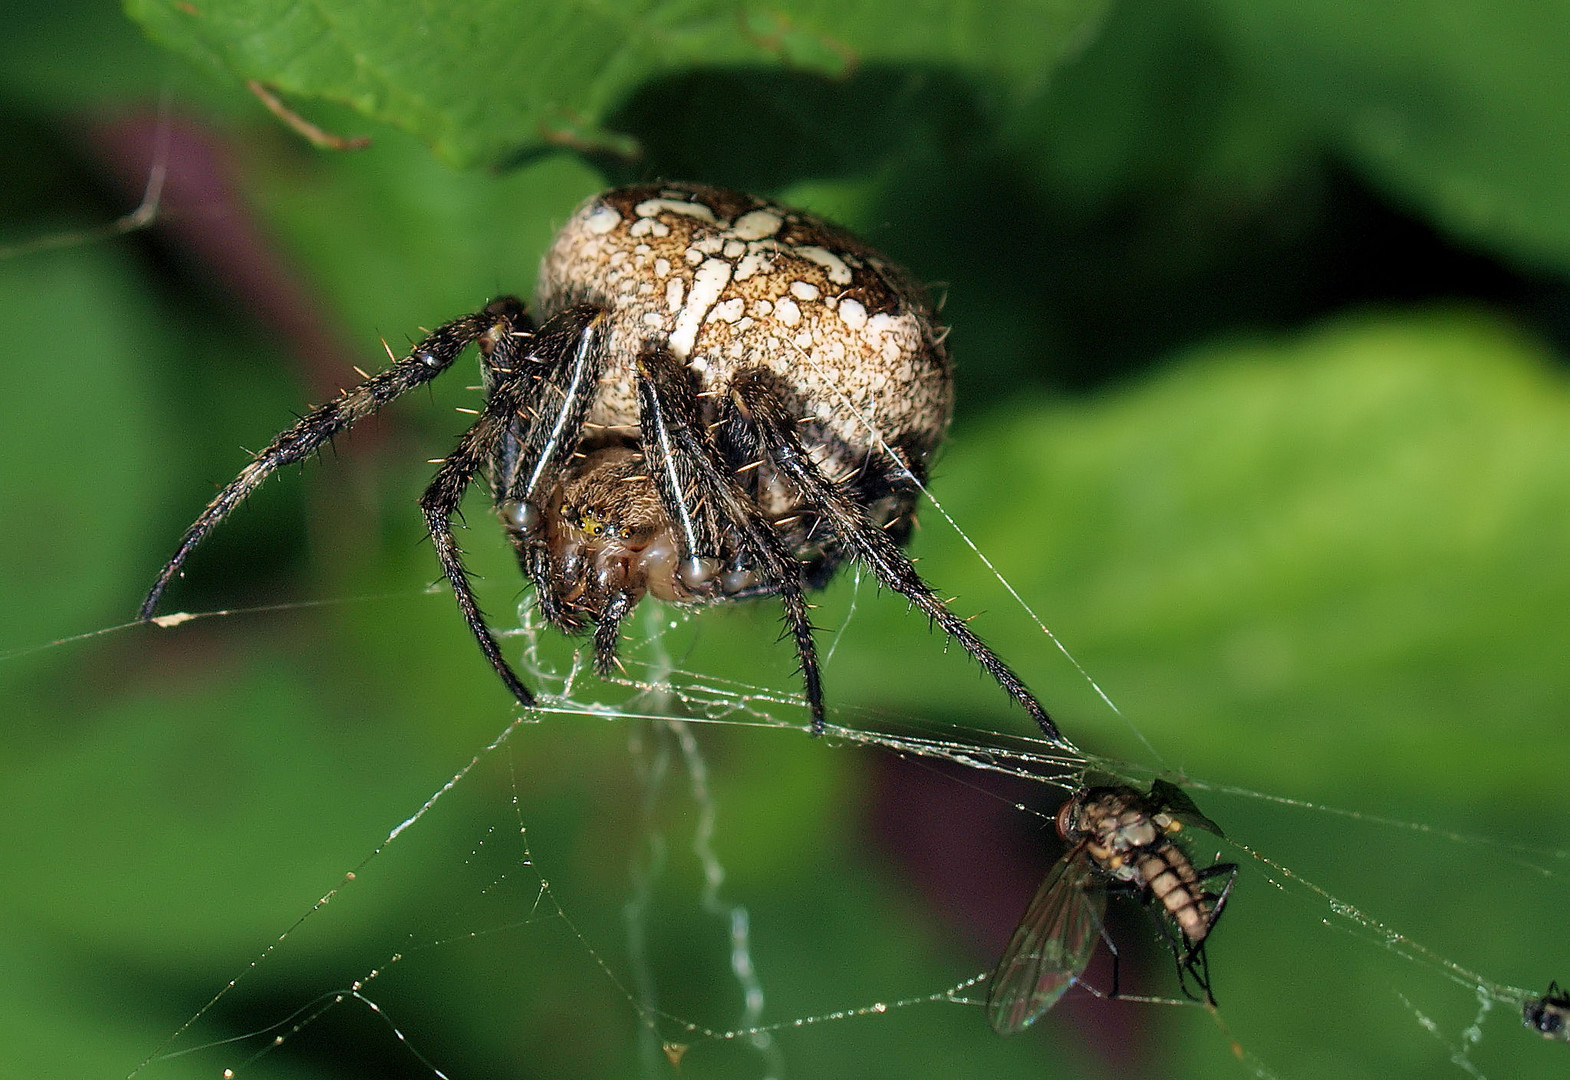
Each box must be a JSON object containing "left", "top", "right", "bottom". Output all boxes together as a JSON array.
[
  {"left": 241, "top": 135, "right": 603, "bottom": 342},
  {"left": 1012, "top": 0, "right": 1305, "bottom": 209},
  {"left": 1204, "top": 0, "right": 1570, "bottom": 272},
  {"left": 123, "top": 0, "right": 1105, "bottom": 168},
  {"left": 0, "top": 665, "right": 461, "bottom": 954},
  {"left": 841, "top": 310, "right": 1570, "bottom": 798},
  {"left": 5, "top": 2, "right": 1570, "bottom": 1078},
  {"left": 0, "top": 248, "right": 170, "bottom": 649},
  {"left": 0, "top": 934, "right": 225, "bottom": 1080},
  {"left": 0, "top": 0, "right": 174, "bottom": 106}
]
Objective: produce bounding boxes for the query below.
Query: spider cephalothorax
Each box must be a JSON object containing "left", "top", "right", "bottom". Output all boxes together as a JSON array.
[{"left": 141, "top": 182, "right": 1066, "bottom": 743}]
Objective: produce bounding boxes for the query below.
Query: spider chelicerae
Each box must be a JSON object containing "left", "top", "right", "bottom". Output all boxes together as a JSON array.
[{"left": 140, "top": 182, "right": 1066, "bottom": 743}]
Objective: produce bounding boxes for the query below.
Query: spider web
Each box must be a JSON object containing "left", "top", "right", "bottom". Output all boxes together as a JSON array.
[
  {"left": 11, "top": 574, "right": 1566, "bottom": 1080},
  {"left": 3, "top": 113, "right": 1570, "bottom": 1080}
]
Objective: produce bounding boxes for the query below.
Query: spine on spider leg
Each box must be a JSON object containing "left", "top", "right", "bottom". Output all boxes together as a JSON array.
[
  {"left": 633, "top": 349, "right": 727, "bottom": 575},
  {"left": 778, "top": 586, "right": 827, "bottom": 735},
  {"left": 138, "top": 302, "right": 522, "bottom": 621},
  {"left": 418, "top": 362, "right": 541, "bottom": 706},
  {"left": 635, "top": 350, "right": 829, "bottom": 733},
  {"left": 725, "top": 373, "right": 1072, "bottom": 749}
]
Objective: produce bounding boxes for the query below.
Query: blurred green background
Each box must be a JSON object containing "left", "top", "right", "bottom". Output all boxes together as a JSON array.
[{"left": 3, "top": 0, "right": 1570, "bottom": 1077}]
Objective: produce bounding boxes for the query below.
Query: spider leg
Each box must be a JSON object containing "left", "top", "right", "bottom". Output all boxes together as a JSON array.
[
  {"left": 419, "top": 407, "right": 534, "bottom": 704},
  {"left": 140, "top": 298, "right": 531, "bottom": 620},
  {"left": 483, "top": 305, "right": 613, "bottom": 635},
  {"left": 634, "top": 349, "right": 827, "bottom": 734},
  {"left": 723, "top": 369, "right": 1068, "bottom": 748},
  {"left": 418, "top": 305, "right": 608, "bottom": 704},
  {"left": 488, "top": 306, "right": 612, "bottom": 512},
  {"left": 593, "top": 590, "right": 635, "bottom": 677}
]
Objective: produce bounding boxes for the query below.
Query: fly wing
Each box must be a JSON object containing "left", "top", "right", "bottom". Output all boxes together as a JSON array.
[
  {"left": 1148, "top": 778, "right": 1226, "bottom": 837},
  {"left": 985, "top": 850, "right": 1107, "bottom": 1034},
  {"left": 1078, "top": 768, "right": 1127, "bottom": 791}
]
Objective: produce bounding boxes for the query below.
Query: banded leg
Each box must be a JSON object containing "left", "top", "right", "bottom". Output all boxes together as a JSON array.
[
  {"left": 141, "top": 299, "right": 529, "bottom": 620},
  {"left": 634, "top": 349, "right": 827, "bottom": 733},
  {"left": 490, "top": 306, "right": 612, "bottom": 513},
  {"left": 492, "top": 304, "right": 613, "bottom": 634},
  {"left": 724, "top": 368, "right": 1068, "bottom": 748},
  {"left": 418, "top": 304, "right": 608, "bottom": 704}
]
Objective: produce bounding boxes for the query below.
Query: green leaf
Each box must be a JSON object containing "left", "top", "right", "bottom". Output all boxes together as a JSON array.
[
  {"left": 0, "top": 933, "right": 222, "bottom": 1080},
  {"left": 1203, "top": 0, "right": 1570, "bottom": 272},
  {"left": 845, "top": 310, "right": 1570, "bottom": 800},
  {"left": 123, "top": 0, "right": 1105, "bottom": 168},
  {"left": 0, "top": 248, "right": 169, "bottom": 650},
  {"left": 0, "top": 0, "right": 176, "bottom": 106},
  {"left": 0, "top": 668, "right": 389, "bottom": 953}
]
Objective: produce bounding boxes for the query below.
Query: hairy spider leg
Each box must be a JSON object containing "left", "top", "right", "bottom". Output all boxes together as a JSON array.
[
  {"left": 633, "top": 349, "right": 827, "bottom": 733},
  {"left": 419, "top": 304, "right": 609, "bottom": 705},
  {"left": 591, "top": 591, "right": 636, "bottom": 677},
  {"left": 723, "top": 368, "right": 1070, "bottom": 749},
  {"left": 139, "top": 299, "right": 531, "bottom": 623},
  {"left": 485, "top": 305, "right": 615, "bottom": 635}
]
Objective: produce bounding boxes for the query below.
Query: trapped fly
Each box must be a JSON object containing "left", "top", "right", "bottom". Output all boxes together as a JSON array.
[
  {"left": 986, "top": 776, "right": 1237, "bottom": 1034},
  {"left": 1524, "top": 981, "right": 1570, "bottom": 1040}
]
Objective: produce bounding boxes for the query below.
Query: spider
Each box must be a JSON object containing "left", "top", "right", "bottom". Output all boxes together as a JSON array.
[{"left": 140, "top": 182, "right": 1066, "bottom": 744}]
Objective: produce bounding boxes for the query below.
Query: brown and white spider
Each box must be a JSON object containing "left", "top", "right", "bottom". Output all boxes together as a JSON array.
[{"left": 140, "top": 182, "right": 1065, "bottom": 744}]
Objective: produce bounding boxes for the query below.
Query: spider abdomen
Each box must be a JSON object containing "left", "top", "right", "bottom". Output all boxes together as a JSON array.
[{"left": 535, "top": 183, "right": 954, "bottom": 469}]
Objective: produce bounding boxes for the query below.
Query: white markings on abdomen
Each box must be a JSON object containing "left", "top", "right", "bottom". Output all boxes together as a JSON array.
[
  {"left": 669, "top": 258, "right": 733, "bottom": 360},
  {"left": 792, "top": 245, "right": 854, "bottom": 285}
]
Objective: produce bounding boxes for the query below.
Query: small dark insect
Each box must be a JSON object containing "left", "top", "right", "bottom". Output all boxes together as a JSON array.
[
  {"left": 986, "top": 776, "right": 1237, "bottom": 1034},
  {"left": 139, "top": 183, "right": 1066, "bottom": 744},
  {"left": 1524, "top": 981, "right": 1570, "bottom": 1040}
]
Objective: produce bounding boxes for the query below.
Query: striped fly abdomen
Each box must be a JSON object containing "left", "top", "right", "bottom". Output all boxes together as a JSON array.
[{"left": 1136, "top": 844, "right": 1215, "bottom": 944}]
